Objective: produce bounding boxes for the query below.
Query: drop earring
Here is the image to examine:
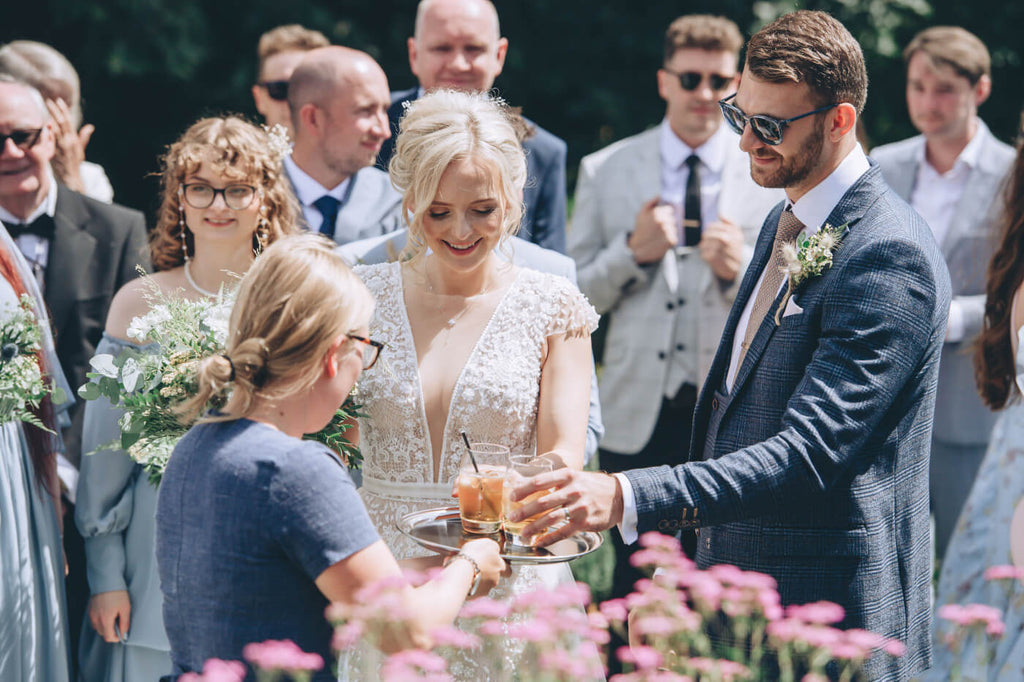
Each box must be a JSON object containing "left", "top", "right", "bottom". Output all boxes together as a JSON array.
[{"left": 178, "top": 204, "right": 190, "bottom": 262}]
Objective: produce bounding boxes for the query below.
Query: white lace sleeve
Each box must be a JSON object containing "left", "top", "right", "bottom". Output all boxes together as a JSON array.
[{"left": 542, "top": 275, "right": 600, "bottom": 340}]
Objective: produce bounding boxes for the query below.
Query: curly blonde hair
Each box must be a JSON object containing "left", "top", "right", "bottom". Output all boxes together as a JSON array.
[
  {"left": 151, "top": 116, "right": 300, "bottom": 271},
  {"left": 388, "top": 90, "right": 526, "bottom": 262}
]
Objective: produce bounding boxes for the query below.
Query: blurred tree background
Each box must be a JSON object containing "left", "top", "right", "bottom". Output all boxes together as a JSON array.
[{"left": 2, "top": 0, "right": 1021, "bottom": 224}]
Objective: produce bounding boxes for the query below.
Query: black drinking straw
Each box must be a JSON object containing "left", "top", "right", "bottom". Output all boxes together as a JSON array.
[{"left": 460, "top": 431, "right": 480, "bottom": 473}]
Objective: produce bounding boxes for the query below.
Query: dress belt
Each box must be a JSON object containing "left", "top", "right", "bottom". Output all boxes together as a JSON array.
[{"left": 361, "top": 476, "right": 454, "bottom": 501}]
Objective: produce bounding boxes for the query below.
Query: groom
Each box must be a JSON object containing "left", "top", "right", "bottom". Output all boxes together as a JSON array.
[{"left": 512, "top": 11, "right": 950, "bottom": 680}]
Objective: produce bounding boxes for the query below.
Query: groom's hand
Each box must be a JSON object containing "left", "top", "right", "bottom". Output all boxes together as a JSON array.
[{"left": 507, "top": 469, "right": 623, "bottom": 547}]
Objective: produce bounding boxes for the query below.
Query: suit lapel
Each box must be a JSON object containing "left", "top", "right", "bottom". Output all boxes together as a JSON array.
[
  {"left": 48, "top": 186, "right": 97, "bottom": 333},
  {"left": 626, "top": 131, "right": 678, "bottom": 294}
]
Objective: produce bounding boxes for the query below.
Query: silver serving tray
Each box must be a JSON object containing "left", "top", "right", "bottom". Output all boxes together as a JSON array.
[{"left": 397, "top": 506, "right": 603, "bottom": 564}]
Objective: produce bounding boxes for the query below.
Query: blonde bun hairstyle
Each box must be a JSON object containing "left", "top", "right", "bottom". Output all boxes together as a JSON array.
[
  {"left": 388, "top": 89, "right": 527, "bottom": 261},
  {"left": 179, "top": 233, "right": 373, "bottom": 422}
]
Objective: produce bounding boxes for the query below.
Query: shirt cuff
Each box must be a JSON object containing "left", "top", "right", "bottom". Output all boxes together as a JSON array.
[
  {"left": 613, "top": 473, "right": 639, "bottom": 545},
  {"left": 946, "top": 299, "right": 965, "bottom": 343}
]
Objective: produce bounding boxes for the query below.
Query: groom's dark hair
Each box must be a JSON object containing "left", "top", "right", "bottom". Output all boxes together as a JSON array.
[{"left": 745, "top": 10, "right": 868, "bottom": 113}]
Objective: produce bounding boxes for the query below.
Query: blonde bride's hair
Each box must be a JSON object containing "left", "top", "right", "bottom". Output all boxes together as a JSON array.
[
  {"left": 388, "top": 89, "right": 527, "bottom": 261},
  {"left": 178, "top": 233, "right": 373, "bottom": 422}
]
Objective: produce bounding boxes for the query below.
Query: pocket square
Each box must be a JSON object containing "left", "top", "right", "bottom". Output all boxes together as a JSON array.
[{"left": 782, "top": 298, "right": 804, "bottom": 318}]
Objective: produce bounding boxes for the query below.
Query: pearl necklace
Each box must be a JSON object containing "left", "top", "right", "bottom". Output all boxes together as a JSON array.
[{"left": 183, "top": 261, "right": 219, "bottom": 298}]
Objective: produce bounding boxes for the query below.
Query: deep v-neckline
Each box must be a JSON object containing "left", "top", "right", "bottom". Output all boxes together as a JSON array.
[{"left": 394, "top": 263, "right": 523, "bottom": 484}]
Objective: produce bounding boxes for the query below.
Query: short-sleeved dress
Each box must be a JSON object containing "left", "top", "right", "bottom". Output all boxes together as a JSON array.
[
  {"left": 156, "top": 419, "right": 379, "bottom": 681},
  {"left": 0, "top": 279, "right": 70, "bottom": 682},
  {"left": 75, "top": 333, "right": 172, "bottom": 682},
  {"left": 353, "top": 262, "right": 601, "bottom": 679}
]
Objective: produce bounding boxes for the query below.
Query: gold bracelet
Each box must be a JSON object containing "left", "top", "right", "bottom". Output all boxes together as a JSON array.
[{"left": 445, "top": 552, "right": 481, "bottom": 594}]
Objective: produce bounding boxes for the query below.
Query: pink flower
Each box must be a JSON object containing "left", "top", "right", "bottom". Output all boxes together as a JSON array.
[
  {"left": 242, "top": 640, "right": 323, "bottom": 673},
  {"left": 843, "top": 629, "right": 884, "bottom": 651},
  {"left": 829, "top": 641, "right": 867, "bottom": 661},
  {"left": 801, "top": 674, "right": 829, "bottom": 682},
  {"left": 987, "top": 619, "right": 1006, "bottom": 638},
  {"left": 708, "top": 564, "right": 745, "bottom": 585},
  {"left": 618, "top": 645, "right": 663, "bottom": 670},
  {"left": 479, "top": 619, "right": 505, "bottom": 637},
  {"left": 182, "top": 659, "right": 246, "bottom": 682},
  {"left": 882, "top": 638, "right": 907, "bottom": 658},
  {"left": 381, "top": 649, "right": 449, "bottom": 677},
  {"left": 639, "top": 532, "right": 682, "bottom": 553},
  {"left": 787, "top": 601, "right": 845, "bottom": 625},
  {"left": 797, "top": 625, "right": 843, "bottom": 650},
  {"left": 331, "top": 622, "right": 363, "bottom": 651},
  {"left": 507, "top": 620, "right": 554, "bottom": 642},
  {"left": 938, "top": 604, "right": 970, "bottom": 625},
  {"left": 633, "top": 615, "right": 680, "bottom": 637},
  {"left": 600, "top": 598, "right": 629, "bottom": 622},
  {"left": 429, "top": 625, "right": 481, "bottom": 650},
  {"left": 984, "top": 565, "right": 1024, "bottom": 581},
  {"left": 458, "top": 598, "right": 511, "bottom": 620}
]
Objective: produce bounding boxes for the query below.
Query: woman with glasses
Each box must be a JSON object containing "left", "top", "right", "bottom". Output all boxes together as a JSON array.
[
  {"left": 156, "top": 234, "right": 504, "bottom": 680},
  {"left": 74, "top": 116, "right": 299, "bottom": 682},
  {"left": 350, "top": 90, "right": 602, "bottom": 680}
]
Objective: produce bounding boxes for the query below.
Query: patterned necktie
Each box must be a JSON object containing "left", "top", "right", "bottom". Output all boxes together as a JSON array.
[
  {"left": 312, "top": 195, "right": 342, "bottom": 236},
  {"left": 732, "top": 208, "right": 805, "bottom": 382},
  {"left": 683, "top": 154, "right": 702, "bottom": 247}
]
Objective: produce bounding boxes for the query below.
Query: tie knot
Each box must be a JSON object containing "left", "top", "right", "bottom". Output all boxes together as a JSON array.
[
  {"left": 312, "top": 195, "right": 341, "bottom": 213},
  {"left": 684, "top": 154, "right": 701, "bottom": 171},
  {"left": 776, "top": 209, "right": 804, "bottom": 245}
]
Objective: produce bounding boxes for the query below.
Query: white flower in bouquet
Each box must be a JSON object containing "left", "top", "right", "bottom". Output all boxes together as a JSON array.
[{"left": 0, "top": 295, "right": 66, "bottom": 430}]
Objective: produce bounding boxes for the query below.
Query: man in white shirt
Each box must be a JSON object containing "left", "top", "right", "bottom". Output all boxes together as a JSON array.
[
  {"left": 568, "top": 15, "right": 779, "bottom": 601},
  {"left": 871, "top": 26, "right": 1015, "bottom": 559},
  {"left": 511, "top": 12, "right": 950, "bottom": 680},
  {"left": 284, "top": 47, "right": 402, "bottom": 246}
]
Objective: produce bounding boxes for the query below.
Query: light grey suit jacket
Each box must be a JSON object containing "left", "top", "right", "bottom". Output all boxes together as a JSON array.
[
  {"left": 285, "top": 164, "right": 403, "bottom": 246},
  {"left": 570, "top": 126, "right": 782, "bottom": 454},
  {"left": 337, "top": 230, "right": 604, "bottom": 463},
  {"left": 872, "top": 121, "right": 1014, "bottom": 445}
]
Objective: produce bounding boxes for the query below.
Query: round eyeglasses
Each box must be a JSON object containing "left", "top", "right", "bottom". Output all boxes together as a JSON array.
[
  {"left": 347, "top": 334, "right": 384, "bottom": 370},
  {"left": 718, "top": 93, "right": 838, "bottom": 146},
  {"left": 180, "top": 183, "right": 259, "bottom": 210}
]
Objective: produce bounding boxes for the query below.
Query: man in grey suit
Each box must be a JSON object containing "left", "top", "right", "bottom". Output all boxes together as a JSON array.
[
  {"left": 569, "top": 14, "right": 780, "bottom": 599},
  {"left": 284, "top": 47, "right": 402, "bottom": 246},
  {"left": 512, "top": 12, "right": 950, "bottom": 679},
  {"left": 871, "top": 26, "right": 1015, "bottom": 559},
  {"left": 338, "top": 229, "right": 604, "bottom": 464},
  {"left": 376, "top": 0, "right": 568, "bottom": 253}
]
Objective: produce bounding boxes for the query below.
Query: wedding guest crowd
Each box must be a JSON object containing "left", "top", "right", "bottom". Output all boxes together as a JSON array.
[{"left": 1, "top": 2, "right": 1021, "bottom": 681}]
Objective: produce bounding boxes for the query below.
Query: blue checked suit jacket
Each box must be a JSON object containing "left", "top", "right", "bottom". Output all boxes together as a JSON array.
[{"left": 623, "top": 165, "right": 951, "bottom": 681}]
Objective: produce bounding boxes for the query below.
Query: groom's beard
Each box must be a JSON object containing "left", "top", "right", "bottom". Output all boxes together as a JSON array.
[{"left": 749, "top": 119, "right": 826, "bottom": 190}]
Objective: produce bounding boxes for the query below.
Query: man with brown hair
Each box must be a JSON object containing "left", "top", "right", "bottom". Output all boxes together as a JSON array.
[
  {"left": 872, "top": 27, "right": 1014, "bottom": 561},
  {"left": 251, "top": 24, "right": 330, "bottom": 137},
  {"left": 569, "top": 14, "right": 780, "bottom": 601},
  {"left": 514, "top": 11, "right": 949, "bottom": 679}
]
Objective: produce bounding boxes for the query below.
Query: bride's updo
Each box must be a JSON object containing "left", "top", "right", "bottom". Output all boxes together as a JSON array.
[
  {"left": 388, "top": 89, "right": 528, "bottom": 261},
  {"left": 179, "top": 233, "right": 373, "bottom": 422}
]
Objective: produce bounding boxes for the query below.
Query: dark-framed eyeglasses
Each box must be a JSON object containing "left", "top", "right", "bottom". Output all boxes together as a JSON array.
[
  {"left": 0, "top": 128, "right": 43, "bottom": 151},
  {"left": 258, "top": 80, "right": 289, "bottom": 102},
  {"left": 665, "top": 70, "right": 734, "bottom": 92},
  {"left": 347, "top": 334, "right": 384, "bottom": 370},
  {"left": 719, "top": 93, "right": 838, "bottom": 146},
  {"left": 180, "top": 183, "right": 259, "bottom": 210}
]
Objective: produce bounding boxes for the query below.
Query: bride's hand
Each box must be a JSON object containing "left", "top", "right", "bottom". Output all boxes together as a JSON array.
[{"left": 459, "top": 538, "right": 506, "bottom": 597}]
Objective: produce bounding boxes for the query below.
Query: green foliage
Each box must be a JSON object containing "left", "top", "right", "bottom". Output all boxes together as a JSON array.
[{"left": 0, "top": 295, "right": 66, "bottom": 432}]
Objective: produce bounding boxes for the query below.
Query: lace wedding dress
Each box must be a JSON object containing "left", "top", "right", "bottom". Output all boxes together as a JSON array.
[{"left": 351, "top": 261, "right": 601, "bottom": 680}]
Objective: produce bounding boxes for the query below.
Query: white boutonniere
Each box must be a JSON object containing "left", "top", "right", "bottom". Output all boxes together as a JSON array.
[{"left": 775, "top": 223, "right": 846, "bottom": 324}]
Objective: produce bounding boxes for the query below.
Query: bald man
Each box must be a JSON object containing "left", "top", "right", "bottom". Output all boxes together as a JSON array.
[
  {"left": 285, "top": 46, "right": 402, "bottom": 245},
  {"left": 377, "top": 0, "right": 568, "bottom": 253}
]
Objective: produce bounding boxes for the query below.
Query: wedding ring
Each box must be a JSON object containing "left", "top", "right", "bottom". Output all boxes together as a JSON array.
[{"left": 563, "top": 507, "right": 571, "bottom": 523}]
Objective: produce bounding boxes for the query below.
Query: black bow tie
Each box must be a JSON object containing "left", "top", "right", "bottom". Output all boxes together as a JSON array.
[{"left": 6, "top": 214, "right": 56, "bottom": 241}]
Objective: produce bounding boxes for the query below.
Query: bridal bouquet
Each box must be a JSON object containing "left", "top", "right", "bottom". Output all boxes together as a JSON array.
[
  {"left": 0, "top": 294, "right": 66, "bottom": 430},
  {"left": 79, "top": 283, "right": 362, "bottom": 486}
]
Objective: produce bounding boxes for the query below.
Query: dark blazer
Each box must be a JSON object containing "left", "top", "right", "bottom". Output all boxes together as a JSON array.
[
  {"left": 48, "top": 185, "right": 150, "bottom": 464},
  {"left": 624, "top": 166, "right": 951, "bottom": 680},
  {"left": 378, "top": 87, "right": 568, "bottom": 253}
]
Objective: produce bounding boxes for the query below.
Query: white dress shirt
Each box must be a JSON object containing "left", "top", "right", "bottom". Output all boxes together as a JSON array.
[
  {"left": 907, "top": 124, "right": 986, "bottom": 343},
  {"left": 284, "top": 155, "right": 351, "bottom": 233},
  {"left": 0, "top": 168, "right": 59, "bottom": 290},
  {"left": 615, "top": 143, "right": 871, "bottom": 545},
  {"left": 659, "top": 119, "right": 727, "bottom": 234}
]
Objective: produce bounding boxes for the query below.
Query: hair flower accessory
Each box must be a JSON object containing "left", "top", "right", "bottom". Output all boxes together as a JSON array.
[
  {"left": 776, "top": 223, "right": 846, "bottom": 324},
  {"left": 261, "top": 123, "right": 292, "bottom": 164}
]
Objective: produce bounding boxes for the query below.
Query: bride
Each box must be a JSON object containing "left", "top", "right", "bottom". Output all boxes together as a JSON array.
[{"left": 353, "top": 90, "right": 600, "bottom": 679}]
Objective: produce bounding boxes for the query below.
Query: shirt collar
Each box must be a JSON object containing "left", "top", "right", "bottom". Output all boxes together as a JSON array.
[
  {"left": 0, "top": 166, "right": 58, "bottom": 225},
  {"left": 284, "top": 154, "right": 351, "bottom": 207},
  {"left": 913, "top": 117, "right": 989, "bottom": 173},
  {"left": 789, "top": 144, "right": 870, "bottom": 232},
  {"left": 659, "top": 119, "right": 729, "bottom": 173}
]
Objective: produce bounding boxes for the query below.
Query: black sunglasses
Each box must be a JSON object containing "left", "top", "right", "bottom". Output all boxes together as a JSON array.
[
  {"left": 258, "top": 80, "right": 289, "bottom": 102},
  {"left": 719, "top": 93, "right": 838, "bottom": 146},
  {"left": 0, "top": 128, "right": 43, "bottom": 151},
  {"left": 347, "top": 334, "right": 384, "bottom": 370},
  {"left": 665, "top": 70, "right": 734, "bottom": 92}
]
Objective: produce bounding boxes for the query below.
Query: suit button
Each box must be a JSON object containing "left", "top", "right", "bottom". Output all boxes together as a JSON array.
[
  {"left": 666, "top": 302, "right": 675, "bottom": 311},
  {"left": 678, "top": 298, "right": 686, "bottom": 306},
  {"left": 676, "top": 343, "right": 685, "bottom": 351},
  {"left": 711, "top": 398, "right": 719, "bottom": 410},
  {"left": 658, "top": 351, "right": 666, "bottom": 360}
]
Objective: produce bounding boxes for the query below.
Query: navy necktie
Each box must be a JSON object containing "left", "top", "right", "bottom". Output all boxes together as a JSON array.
[
  {"left": 312, "top": 195, "right": 341, "bottom": 236},
  {"left": 683, "top": 154, "right": 702, "bottom": 247},
  {"left": 6, "top": 214, "right": 56, "bottom": 241}
]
